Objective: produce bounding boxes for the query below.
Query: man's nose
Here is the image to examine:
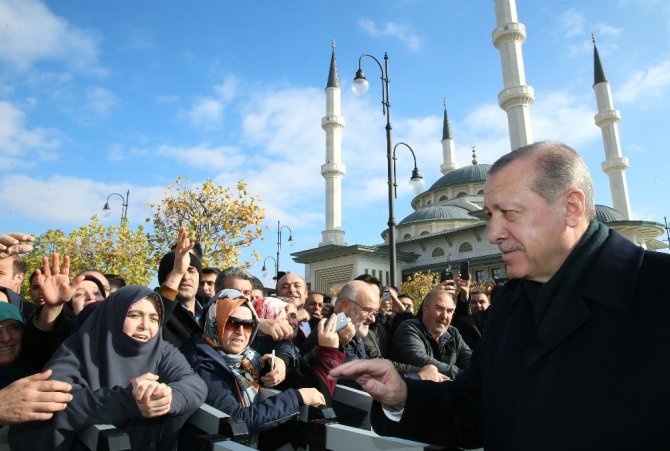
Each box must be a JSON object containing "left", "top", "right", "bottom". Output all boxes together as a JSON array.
[{"left": 487, "top": 216, "right": 507, "bottom": 244}]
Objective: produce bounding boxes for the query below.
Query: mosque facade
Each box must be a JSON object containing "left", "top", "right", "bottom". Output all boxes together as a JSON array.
[{"left": 292, "top": 0, "right": 666, "bottom": 293}]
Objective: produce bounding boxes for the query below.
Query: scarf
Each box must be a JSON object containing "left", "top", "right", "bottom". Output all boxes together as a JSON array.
[
  {"left": 524, "top": 220, "right": 610, "bottom": 341},
  {"left": 202, "top": 292, "right": 261, "bottom": 407}
]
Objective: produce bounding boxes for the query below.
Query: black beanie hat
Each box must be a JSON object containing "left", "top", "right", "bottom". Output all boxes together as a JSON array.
[{"left": 157, "top": 251, "right": 202, "bottom": 285}]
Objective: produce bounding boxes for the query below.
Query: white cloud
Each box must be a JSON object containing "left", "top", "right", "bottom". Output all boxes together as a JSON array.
[
  {"left": 84, "top": 86, "right": 118, "bottom": 116},
  {"left": 188, "top": 98, "right": 224, "bottom": 127},
  {"left": 156, "top": 144, "right": 247, "bottom": 172},
  {"left": 557, "top": 7, "right": 585, "bottom": 38},
  {"left": 0, "top": 0, "right": 102, "bottom": 73},
  {"left": 358, "top": 18, "right": 422, "bottom": 51},
  {"left": 616, "top": 58, "right": 670, "bottom": 104},
  {"left": 186, "top": 75, "right": 238, "bottom": 129},
  {"left": 0, "top": 101, "right": 60, "bottom": 168},
  {"left": 532, "top": 90, "right": 601, "bottom": 147},
  {"left": 0, "top": 174, "right": 159, "bottom": 226}
]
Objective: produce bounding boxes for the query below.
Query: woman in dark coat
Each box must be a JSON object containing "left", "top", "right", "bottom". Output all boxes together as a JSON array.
[
  {"left": 9, "top": 285, "right": 207, "bottom": 450},
  {"left": 181, "top": 289, "right": 325, "bottom": 448}
]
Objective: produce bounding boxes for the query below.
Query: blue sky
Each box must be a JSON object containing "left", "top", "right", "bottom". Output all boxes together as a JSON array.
[{"left": 1, "top": 0, "right": 669, "bottom": 287}]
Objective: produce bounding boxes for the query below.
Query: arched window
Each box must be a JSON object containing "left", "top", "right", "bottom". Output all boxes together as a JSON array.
[
  {"left": 420, "top": 231, "right": 430, "bottom": 236},
  {"left": 456, "top": 192, "right": 467, "bottom": 198},
  {"left": 458, "top": 242, "right": 473, "bottom": 253},
  {"left": 402, "top": 233, "right": 412, "bottom": 240},
  {"left": 438, "top": 195, "right": 448, "bottom": 202},
  {"left": 477, "top": 189, "right": 484, "bottom": 195},
  {"left": 426, "top": 200, "right": 432, "bottom": 205},
  {"left": 431, "top": 247, "right": 445, "bottom": 258}
]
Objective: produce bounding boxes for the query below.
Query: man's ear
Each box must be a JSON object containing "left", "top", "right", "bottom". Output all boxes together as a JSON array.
[{"left": 564, "top": 189, "right": 586, "bottom": 228}]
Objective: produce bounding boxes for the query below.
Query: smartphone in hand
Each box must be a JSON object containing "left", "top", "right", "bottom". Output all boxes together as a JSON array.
[
  {"left": 440, "top": 269, "right": 454, "bottom": 283},
  {"left": 459, "top": 261, "right": 470, "bottom": 280},
  {"left": 334, "top": 312, "right": 348, "bottom": 331}
]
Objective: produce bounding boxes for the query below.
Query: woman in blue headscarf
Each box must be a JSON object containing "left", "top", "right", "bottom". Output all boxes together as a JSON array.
[{"left": 9, "top": 285, "right": 206, "bottom": 450}]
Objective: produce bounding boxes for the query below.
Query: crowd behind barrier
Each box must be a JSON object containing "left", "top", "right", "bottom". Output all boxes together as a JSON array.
[{"left": 0, "top": 229, "right": 477, "bottom": 450}]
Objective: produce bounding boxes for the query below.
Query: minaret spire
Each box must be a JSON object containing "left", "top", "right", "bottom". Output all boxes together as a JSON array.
[
  {"left": 592, "top": 35, "right": 632, "bottom": 219},
  {"left": 440, "top": 98, "right": 458, "bottom": 175},
  {"left": 492, "top": 0, "right": 535, "bottom": 150},
  {"left": 321, "top": 39, "right": 346, "bottom": 245}
]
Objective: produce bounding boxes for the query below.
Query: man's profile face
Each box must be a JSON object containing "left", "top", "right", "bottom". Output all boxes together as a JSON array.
[
  {"left": 0, "top": 257, "right": 23, "bottom": 293},
  {"left": 304, "top": 292, "right": 324, "bottom": 319},
  {"left": 343, "top": 283, "right": 380, "bottom": 339},
  {"left": 469, "top": 293, "right": 490, "bottom": 312},
  {"left": 277, "top": 274, "right": 307, "bottom": 307},
  {"left": 422, "top": 292, "right": 455, "bottom": 339},
  {"left": 484, "top": 157, "right": 570, "bottom": 283},
  {"left": 199, "top": 273, "right": 217, "bottom": 298}
]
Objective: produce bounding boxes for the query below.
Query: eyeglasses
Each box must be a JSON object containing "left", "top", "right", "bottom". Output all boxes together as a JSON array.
[
  {"left": 0, "top": 324, "right": 23, "bottom": 336},
  {"left": 346, "top": 298, "right": 377, "bottom": 319},
  {"left": 224, "top": 317, "right": 254, "bottom": 334}
]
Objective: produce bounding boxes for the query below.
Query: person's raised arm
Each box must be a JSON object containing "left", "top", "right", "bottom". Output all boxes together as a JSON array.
[
  {"left": 0, "top": 233, "right": 34, "bottom": 259},
  {"left": 161, "top": 227, "right": 194, "bottom": 293},
  {"left": 34, "top": 254, "right": 84, "bottom": 330}
]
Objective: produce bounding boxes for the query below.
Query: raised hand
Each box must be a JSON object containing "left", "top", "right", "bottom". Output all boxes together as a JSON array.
[
  {"left": 0, "top": 233, "right": 34, "bottom": 259},
  {"left": 317, "top": 314, "right": 339, "bottom": 348},
  {"left": 35, "top": 254, "right": 84, "bottom": 306}
]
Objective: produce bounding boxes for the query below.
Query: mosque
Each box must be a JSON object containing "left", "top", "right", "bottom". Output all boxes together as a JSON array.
[{"left": 292, "top": 0, "right": 667, "bottom": 293}]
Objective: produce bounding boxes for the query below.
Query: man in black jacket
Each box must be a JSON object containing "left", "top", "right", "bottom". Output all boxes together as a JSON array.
[
  {"left": 331, "top": 141, "right": 670, "bottom": 450},
  {"left": 392, "top": 289, "right": 471, "bottom": 379}
]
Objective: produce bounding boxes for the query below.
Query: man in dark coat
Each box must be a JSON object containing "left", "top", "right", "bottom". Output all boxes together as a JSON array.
[{"left": 330, "top": 141, "right": 670, "bottom": 450}]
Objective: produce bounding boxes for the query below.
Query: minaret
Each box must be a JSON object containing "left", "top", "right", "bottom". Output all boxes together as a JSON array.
[
  {"left": 440, "top": 99, "right": 458, "bottom": 175},
  {"left": 320, "top": 40, "right": 346, "bottom": 246},
  {"left": 491, "top": 0, "right": 535, "bottom": 150},
  {"left": 592, "top": 35, "right": 632, "bottom": 219}
]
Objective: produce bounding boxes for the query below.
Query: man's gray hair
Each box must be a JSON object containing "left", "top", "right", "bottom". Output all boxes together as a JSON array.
[
  {"left": 214, "top": 266, "right": 255, "bottom": 293},
  {"left": 488, "top": 141, "right": 596, "bottom": 221},
  {"left": 334, "top": 280, "right": 361, "bottom": 309}
]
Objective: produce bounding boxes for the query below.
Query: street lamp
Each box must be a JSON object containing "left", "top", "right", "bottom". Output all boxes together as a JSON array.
[
  {"left": 102, "top": 190, "right": 129, "bottom": 222},
  {"left": 393, "top": 142, "right": 425, "bottom": 198},
  {"left": 274, "top": 220, "right": 293, "bottom": 278},
  {"left": 354, "top": 52, "right": 423, "bottom": 286},
  {"left": 261, "top": 256, "right": 277, "bottom": 279},
  {"left": 262, "top": 221, "right": 294, "bottom": 279}
]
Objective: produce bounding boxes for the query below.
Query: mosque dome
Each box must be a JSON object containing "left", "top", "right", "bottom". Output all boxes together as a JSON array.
[
  {"left": 398, "top": 205, "right": 476, "bottom": 226},
  {"left": 428, "top": 164, "right": 491, "bottom": 192},
  {"left": 595, "top": 204, "right": 626, "bottom": 223}
]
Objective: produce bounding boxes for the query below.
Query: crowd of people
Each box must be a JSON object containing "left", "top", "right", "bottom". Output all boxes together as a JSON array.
[
  {"left": 0, "top": 140, "right": 668, "bottom": 450},
  {"left": 0, "top": 223, "right": 487, "bottom": 449}
]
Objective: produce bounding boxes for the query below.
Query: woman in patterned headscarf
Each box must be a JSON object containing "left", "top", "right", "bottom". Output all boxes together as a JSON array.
[{"left": 181, "top": 289, "right": 325, "bottom": 447}]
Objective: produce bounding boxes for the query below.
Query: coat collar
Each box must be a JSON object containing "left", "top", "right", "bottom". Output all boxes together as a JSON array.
[{"left": 501, "top": 230, "right": 644, "bottom": 371}]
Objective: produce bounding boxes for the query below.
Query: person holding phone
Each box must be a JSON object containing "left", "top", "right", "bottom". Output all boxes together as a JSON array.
[{"left": 181, "top": 290, "right": 325, "bottom": 449}]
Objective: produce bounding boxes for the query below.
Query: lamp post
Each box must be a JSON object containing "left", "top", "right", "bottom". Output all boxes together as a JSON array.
[
  {"left": 261, "top": 256, "right": 277, "bottom": 279},
  {"left": 262, "top": 221, "right": 294, "bottom": 279},
  {"left": 274, "top": 221, "right": 293, "bottom": 277},
  {"left": 353, "top": 53, "right": 423, "bottom": 286},
  {"left": 102, "top": 190, "right": 129, "bottom": 223}
]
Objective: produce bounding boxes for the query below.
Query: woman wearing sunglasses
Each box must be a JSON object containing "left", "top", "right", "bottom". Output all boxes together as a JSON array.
[{"left": 182, "top": 289, "right": 325, "bottom": 448}]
